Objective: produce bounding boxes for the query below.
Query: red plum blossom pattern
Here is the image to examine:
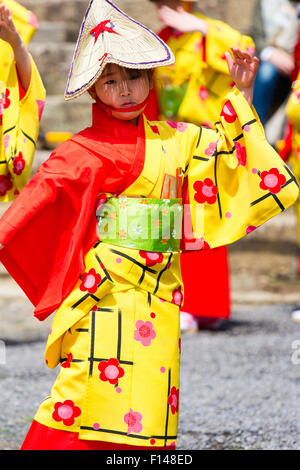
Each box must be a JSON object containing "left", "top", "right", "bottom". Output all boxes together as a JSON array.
[
  {"left": 139, "top": 251, "right": 163, "bottom": 267},
  {"left": 52, "top": 400, "right": 81, "bottom": 426},
  {"left": 193, "top": 178, "right": 218, "bottom": 204},
  {"left": 172, "top": 286, "right": 183, "bottom": 306},
  {"left": 168, "top": 386, "right": 179, "bottom": 415},
  {"left": 98, "top": 358, "right": 125, "bottom": 385},
  {"left": 13, "top": 152, "right": 26, "bottom": 175},
  {"left": 221, "top": 100, "right": 237, "bottom": 123},
  {"left": 124, "top": 408, "right": 143, "bottom": 434},
  {"left": 134, "top": 320, "right": 156, "bottom": 347},
  {"left": 234, "top": 142, "right": 247, "bottom": 166},
  {"left": 259, "top": 168, "right": 286, "bottom": 194},
  {"left": 80, "top": 268, "right": 101, "bottom": 294}
]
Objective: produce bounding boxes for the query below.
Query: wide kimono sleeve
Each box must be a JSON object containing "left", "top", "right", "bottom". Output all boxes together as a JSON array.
[
  {"left": 0, "top": 141, "right": 109, "bottom": 321},
  {"left": 184, "top": 87, "right": 299, "bottom": 250}
]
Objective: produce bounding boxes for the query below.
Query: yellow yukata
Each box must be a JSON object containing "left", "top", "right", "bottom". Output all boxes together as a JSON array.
[
  {"left": 154, "top": 14, "right": 255, "bottom": 127},
  {"left": 285, "top": 73, "right": 300, "bottom": 246},
  {"left": 32, "top": 89, "right": 299, "bottom": 448},
  {"left": 0, "top": 0, "right": 45, "bottom": 202}
]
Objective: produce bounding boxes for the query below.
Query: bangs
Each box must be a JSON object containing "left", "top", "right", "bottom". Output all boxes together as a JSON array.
[{"left": 102, "top": 63, "right": 152, "bottom": 80}]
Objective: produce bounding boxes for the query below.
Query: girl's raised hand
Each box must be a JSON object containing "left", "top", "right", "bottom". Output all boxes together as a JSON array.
[
  {"left": 0, "top": 2, "right": 31, "bottom": 91},
  {"left": 225, "top": 47, "right": 260, "bottom": 105},
  {"left": 225, "top": 47, "right": 259, "bottom": 90},
  {"left": 0, "top": 2, "right": 21, "bottom": 49}
]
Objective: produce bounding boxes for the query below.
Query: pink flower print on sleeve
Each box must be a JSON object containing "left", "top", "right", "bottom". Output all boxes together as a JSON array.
[
  {"left": 168, "top": 386, "right": 179, "bottom": 415},
  {"left": 52, "top": 400, "right": 81, "bottom": 426},
  {"left": 13, "top": 152, "right": 26, "bottom": 175},
  {"left": 166, "top": 121, "right": 187, "bottom": 133},
  {"left": 79, "top": 268, "right": 101, "bottom": 294},
  {"left": 3, "top": 134, "right": 10, "bottom": 152},
  {"left": 123, "top": 409, "right": 143, "bottom": 434},
  {"left": 204, "top": 141, "right": 217, "bottom": 157},
  {"left": 221, "top": 100, "right": 237, "bottom": 123},
  {"left": 134, "top": 320, "right": 156, "bottom": 347},
  {"left": 234, "top": 142, "right": 247, "bottom": 167},
  {"left": 139, "top": 251, "right": 163, "bottom": 267},
  {"left": 259, "top": 168, "right": 286, "bottom": 194},
  {"left": 193, "top": 178, "right": 218, "bottom": 204},
  {"left": 98, "top": 358, "right": 125, "bottom": 385}
]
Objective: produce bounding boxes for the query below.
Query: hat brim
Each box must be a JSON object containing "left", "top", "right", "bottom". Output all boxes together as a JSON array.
[{"left": 64, "top": 0, "right": 175, "bottom": 101}]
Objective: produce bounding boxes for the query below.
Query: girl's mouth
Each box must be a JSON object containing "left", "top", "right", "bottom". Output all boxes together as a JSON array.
[{"left": 121, "top": 102, "right": 136, "bottom": 108}]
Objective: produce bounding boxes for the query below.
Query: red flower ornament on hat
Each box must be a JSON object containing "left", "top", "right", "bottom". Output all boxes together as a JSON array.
[{"left": 90, "top": 20, "right": 120, "bottom": 44}]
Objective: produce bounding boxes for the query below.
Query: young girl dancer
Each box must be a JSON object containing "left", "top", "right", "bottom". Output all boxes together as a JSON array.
[{"left": 0, "top": 0, "right": 298, "bottom": 451}]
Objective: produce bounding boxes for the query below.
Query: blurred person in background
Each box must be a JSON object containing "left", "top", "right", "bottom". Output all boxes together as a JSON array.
[
  {"left": 251, "top": 0, "right": 300, "bottom": 126},
  {"left": 0, "top": 0, "right": 45, "bottom": 202},
  {"left": 146, "top": 0, "right": 255, "bottom": 332},
  {"left": 277, "top": 25, "right": 300, "bottom": 322}
]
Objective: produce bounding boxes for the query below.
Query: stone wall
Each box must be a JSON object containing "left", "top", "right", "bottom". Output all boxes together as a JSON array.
[{"left": 19, "top": 0, "right": 257, "bottom": 136}]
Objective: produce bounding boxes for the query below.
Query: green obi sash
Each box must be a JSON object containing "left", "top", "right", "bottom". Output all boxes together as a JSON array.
[{"left": 96, "top": 196, "right": 183, "bottom": 253}]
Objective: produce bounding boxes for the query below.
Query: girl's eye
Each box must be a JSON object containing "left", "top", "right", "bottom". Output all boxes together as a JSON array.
[
  {"left": 130, "top": 74, "right": 141, "bottom": 80},
  {"left": 105, "top": 79, "right": 116, "bottom": 85}
]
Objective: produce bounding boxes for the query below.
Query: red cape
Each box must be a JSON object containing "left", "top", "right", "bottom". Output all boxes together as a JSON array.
[{"left": 0, "top": 104, "right": 145, "bottom": 320}]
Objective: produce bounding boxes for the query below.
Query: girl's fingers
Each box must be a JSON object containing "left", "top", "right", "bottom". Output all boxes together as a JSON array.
[{"left": 224, "top": 51, "right": 234, "bottom": 69}]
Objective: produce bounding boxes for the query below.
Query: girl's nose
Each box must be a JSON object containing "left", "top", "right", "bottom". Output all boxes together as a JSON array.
[{"left": 119, "top": 80, "right": 131, "bottom": 96}]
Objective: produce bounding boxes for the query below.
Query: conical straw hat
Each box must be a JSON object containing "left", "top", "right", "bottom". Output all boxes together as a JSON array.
[{"left": 64, "top": 0, "right": 175, "bottom": 100}]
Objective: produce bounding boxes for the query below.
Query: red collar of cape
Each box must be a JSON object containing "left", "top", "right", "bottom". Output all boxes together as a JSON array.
[{"left": 0, "top": 103, "right": 146, "bottom": 321}]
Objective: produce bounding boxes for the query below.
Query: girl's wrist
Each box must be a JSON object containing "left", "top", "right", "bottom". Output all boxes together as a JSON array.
[
  {"left": 236, "top": 85, "right": 254, "bottom": 106},
  {"left": 11, "top": 36, "right": 25, "bottom": 53},
  {"left": 194, "top": 17, "right": 208, "bottom": 35}
]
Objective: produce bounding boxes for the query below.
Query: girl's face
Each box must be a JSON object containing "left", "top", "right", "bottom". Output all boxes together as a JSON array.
[{"left": 93, "top": 64, "right": 152, "bottom": 124}]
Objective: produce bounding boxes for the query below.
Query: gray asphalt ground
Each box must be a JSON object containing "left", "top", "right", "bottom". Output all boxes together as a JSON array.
[
  {"left": 1, "top": 209, "right": 300, "bottom": 450},
  {"left": 1, "top": 304, "right": 300, "bottom": 450}
]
